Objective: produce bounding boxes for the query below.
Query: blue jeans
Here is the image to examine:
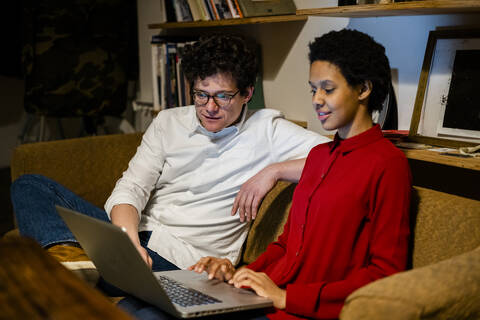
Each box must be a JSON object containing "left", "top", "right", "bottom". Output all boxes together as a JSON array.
[
  {"left": 11, "top": 174, "right": 269, "bottom": 320},
  {"left": 118, "top": 297, "right": 270, "bottom": 320},
  {"left": 10, "top": 174, "right": 178, "bottom": 271}
]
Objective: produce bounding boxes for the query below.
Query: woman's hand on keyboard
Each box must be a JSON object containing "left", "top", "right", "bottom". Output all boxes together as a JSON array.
[{"left": 188, "top": 257, "right": 236, "bottom": 282}]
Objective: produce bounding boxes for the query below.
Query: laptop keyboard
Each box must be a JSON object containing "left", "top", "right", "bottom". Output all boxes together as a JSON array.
[{"left": 157, "top": 275, "right": 222, "bottom": 307}]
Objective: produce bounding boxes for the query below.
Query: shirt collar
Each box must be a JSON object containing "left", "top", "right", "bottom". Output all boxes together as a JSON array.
[
  {"left": 330, "top": 124, "right": 384, "bottom": 154},
  {"left": 189, "top": 104, "right": 248, "bottom": 139}
]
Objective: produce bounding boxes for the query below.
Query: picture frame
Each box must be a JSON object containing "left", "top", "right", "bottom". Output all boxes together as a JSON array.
[{"left": 408, "top": 29, "right": 480, "bottom": 148}]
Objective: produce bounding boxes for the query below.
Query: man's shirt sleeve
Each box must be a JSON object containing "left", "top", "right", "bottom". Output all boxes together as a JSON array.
[{"left": 104, "top": 115, "right": 166, "bottom": 219}]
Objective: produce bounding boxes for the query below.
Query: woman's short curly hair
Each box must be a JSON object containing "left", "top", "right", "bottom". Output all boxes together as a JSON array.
[
  {"left": 181, "top": 33, "right": 259, "bottom": 96},
  {"left": 308, "top": 29, "right": 391, "bottom": 113}
]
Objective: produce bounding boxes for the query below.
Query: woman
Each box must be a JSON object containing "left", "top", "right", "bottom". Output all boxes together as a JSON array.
[{"left": 190, "top": 29, "right": 412, "bottom": 319}]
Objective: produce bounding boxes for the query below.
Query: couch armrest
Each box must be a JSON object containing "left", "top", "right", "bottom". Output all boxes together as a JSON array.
[
  {"left": 340, "top": 246, "right": 480, "bottom": 320},
  {"left": 241, "top": 181, "right": 296, "bottom": 265},
  {"left": 11, "top": 133, "right": 142, "bottom": 208}
]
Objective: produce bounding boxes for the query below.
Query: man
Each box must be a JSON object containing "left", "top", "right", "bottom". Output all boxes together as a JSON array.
[{"left": 11, "top": 34, "right": 329, "bottom": 272}]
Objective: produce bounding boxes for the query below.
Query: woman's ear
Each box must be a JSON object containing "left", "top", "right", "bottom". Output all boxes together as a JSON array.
[{"left": 358, "top": 80, "right": 373, "bottom": 101}]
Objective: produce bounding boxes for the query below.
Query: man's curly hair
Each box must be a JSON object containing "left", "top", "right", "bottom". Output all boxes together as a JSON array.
[
  {"left": 308, "top": 29, "right": 391, "bottom": 113},
  {"left": 181, "top": 34, "right": 259, "bottom": 96}
]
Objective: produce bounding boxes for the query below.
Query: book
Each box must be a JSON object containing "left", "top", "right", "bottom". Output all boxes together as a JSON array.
[
  {"left": 226, "top": 0, "right": 242, "bottom": 18},
  {"left": 151, "top": 42, "right": 167, "bottom": 111},
  {"left": 187, "top": 0, "right": 203, "bottom": 21},
  {"left": 196, "top": 0, "right": 212, "bottom": 20},
  {"left": 208, "top": 0, "right": 220, "bottom": 19},
  {"left": 214, "top": 0, "right": 233, "bottom": 19},
  {"left": 237, "top": 0, "right": 296, "bottom": 17},
  {"left": 151, "top": 43, "right": 160, "bottom": 111},
  {"left": 203, "top": 0, "right": 216, "bottom": 20},
  {"left": 165, "top": 0, "right": 177, "bottom": 22},
  {"left": 174, "top": 0, "right": 193, "bottom": 22},
  {"left": 151, "top": 36, "right": 198, "bottom": 110},
  {"left": 176, "top": 43, "right": 189, "bottom": 107},
  {"left": 159, "top": 0, "right": 168, "bottom": 23},
  {"left": 248, "top": 75, "right": 265, "bottom": 110},
  {"left": 165, "top": 43, "right": 178, "bottom": 108}
]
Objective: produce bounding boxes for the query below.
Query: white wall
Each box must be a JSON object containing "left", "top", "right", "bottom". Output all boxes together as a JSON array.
[
  {"left": 137, "top": 0, "right": 164, "bottom": 104},
  {"left": 137, "top": 2, "right": 480, "bottom": 136}
]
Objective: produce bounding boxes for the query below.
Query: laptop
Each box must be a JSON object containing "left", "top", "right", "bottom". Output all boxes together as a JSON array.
[{"left": 56, "top": 205, "right": 272, "bottom": 318}]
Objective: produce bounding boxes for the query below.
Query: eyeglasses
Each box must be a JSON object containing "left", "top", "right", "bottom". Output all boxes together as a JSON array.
[{"left": 192, "top": 90, "right": 240, "bottom": 108}]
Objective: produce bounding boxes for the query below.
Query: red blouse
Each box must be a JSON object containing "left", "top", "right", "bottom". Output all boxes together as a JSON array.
[{"left": 248, "top": 125, "right": 412, "bottom": 319}]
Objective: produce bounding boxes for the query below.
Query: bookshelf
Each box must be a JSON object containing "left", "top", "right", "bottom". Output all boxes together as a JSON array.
[
  {"left": 400, "top": 149, "right": 480, "bottom": 171},
  {"left": 296, "top": 0, "right": 480, "bottom": 18},
  {"left": 146, "top": 1, "right": 480, "bottom": 171},
  {"left": 296, "top": 0, "right": 480, "bottom": 171},
  {"left": 148, "top": 14, "right": 307, "bottom": 30}
]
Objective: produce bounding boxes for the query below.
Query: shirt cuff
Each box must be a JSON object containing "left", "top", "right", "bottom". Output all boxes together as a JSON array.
[
  {"left": 104, "top": 194, "right": 143, "bottom": 220},
  {"left": 285, "top": 282, "right": 326, "bottom": 317}
]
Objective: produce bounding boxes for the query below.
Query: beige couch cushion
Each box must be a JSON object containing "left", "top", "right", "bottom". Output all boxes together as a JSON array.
[
  {"left": 411, "top": 187, "right": 480, "bottom": 268},
  {"left": 11, "top": 133, "right": 142, "bottom": 208},
  {"left": 340, "top": 246, "right": 480, "bottom": 320}
]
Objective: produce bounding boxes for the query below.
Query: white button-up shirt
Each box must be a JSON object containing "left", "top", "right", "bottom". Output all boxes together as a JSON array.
[{"left": 105, "top": 105, "right": 329, "bottom": 269}]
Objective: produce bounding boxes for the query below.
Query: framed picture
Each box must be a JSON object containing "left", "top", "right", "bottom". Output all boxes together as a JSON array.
[{"left": 409, "top": 29, "right": 480, "bottom": 148}]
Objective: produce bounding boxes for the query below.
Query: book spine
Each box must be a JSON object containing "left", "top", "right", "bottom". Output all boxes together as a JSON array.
[
  {"left": 174, "top": 0, "right": 193, "bottom": 22},
  {"left": 196, "top": 0, "right": 211, "bottom": 20},
  {"left": 151, "top": 44, "right": 160, "bottom": 112},
  {"left": 232, "top": 0, "right": 243, "bottom": 18},
  {"left": 218, "top": 0, "right": 232, "bottom": 19},
  {"left": 226, "top": 0, "right": 241, "bottom": 18},
  {"left": 166, "top": 43, "right": 178, "bottom": 108},
  {"left": 187, "top": 0, "right": 201, "bottom": 21},
  {"left": 208, "top": 0, "right": 220, "bottom": 19},
  {"left": 176, "top": 43, "right": 187, "bottom": 107},
  {"left": 159, "top": 0, "right": 168, "bottom": 22},
  {"left": 203, "top": 0, "right": 215, "bottom": 20},
  {"left": 165, "top": 0, "right": 177, "bottom": 22},
  {"left": 159, "top": 44, "right": 167, "bottom": 110}
]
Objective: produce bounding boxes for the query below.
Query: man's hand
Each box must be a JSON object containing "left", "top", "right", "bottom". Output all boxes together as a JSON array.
[
  {"left": 230, "top": 268, "right": 286, "bottom": 309},
  {"left": 188, "top": 257, "right": 236, "bottom": 281},
  {"left": 136, "top": 244, "right": 153, "bottom": 268},
  {"left": 232, "top": 159, "right": 307, "bottom": 222},
  {"left": 231, "top": 165, "right": 278, "bottom": 222}
]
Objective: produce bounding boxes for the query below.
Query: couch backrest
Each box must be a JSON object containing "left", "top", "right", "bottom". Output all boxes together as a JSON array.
[
  {"left": 11, "top": 135, "right": 480, "bottom": 269},
  {"left": 11, "top": 133, "right": 143, "bottom": 208},
  {"left": 241, "top": 181, "right": 296, "bottom": 264},
  {"left": 241, "top": 183, "right": 480, "bottom": 268},
  {"left": 410, "top": 186, "right": 480, "bottom": 268}
]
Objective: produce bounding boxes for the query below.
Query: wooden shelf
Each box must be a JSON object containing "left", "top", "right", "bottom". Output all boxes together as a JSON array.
[
  {"left": 296, "top": 0, "right": 480, "bottom": 18},
  {"left": 148, "top": 15, "right": 307, "bottom": 30},
  {"left": 400, "top": 148, "right": 480, "bottom": 171}
]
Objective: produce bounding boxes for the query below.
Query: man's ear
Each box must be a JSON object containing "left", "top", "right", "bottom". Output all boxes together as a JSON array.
[
  {"left": 358, "top": 80, "right": 373, "bottom": 101},
  {"left": 244, "top": 86, "right": 255, "bottom": 103}
]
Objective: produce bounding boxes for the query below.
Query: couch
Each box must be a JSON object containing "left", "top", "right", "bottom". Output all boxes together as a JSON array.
[{"left": 8, "top": 133, "right": 480, "bottom": 319}]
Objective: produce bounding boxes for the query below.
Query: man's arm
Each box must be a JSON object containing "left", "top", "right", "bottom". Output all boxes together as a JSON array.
[
  {"left": 231, "top": 158, "right": 306, "bottom": 222},
  {"left": 232, "top": 113, "right": 330, "bottom": 222},
  {"left": 110, "top": 204, "right": 153, "bottom": 268}
]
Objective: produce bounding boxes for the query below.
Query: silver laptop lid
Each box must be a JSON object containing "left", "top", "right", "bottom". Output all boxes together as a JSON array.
[
  {"left": 56, "top": 205, "right": 272, "bottom": 318},
  {"left": 56, "top": 205, "right": 177, "bottom": 315}
]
